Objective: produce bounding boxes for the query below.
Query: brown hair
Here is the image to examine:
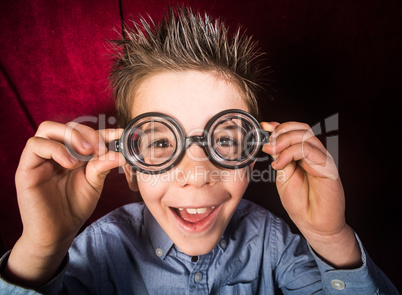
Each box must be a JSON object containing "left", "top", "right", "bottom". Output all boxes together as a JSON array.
[{"left": 109, "top": 6, "right": 266, "bottom": 127}]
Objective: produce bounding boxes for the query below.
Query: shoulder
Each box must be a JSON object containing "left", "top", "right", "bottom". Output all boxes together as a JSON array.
[
  {"left": 232, "top": 199, "right": 284, "bottom": 228},
  {"left": 95, "top": 202, "right": 146, "bottom": 224},
  {"left": 230, "top": 199, "right": 298, "bottom": 245},
  {"left": 71, "top": 202, "right": 148, "bottom": 258},
  {"left": 232, "top": 200, "right": 311, "bottom": 268},
  {"left": 84, "top": 202, "right": 147, "bottom": 237}
]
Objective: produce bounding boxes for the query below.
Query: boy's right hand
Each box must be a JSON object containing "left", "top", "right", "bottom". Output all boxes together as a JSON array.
[{"left": 4, "top": 121, "right": 126, "bottom": 287}]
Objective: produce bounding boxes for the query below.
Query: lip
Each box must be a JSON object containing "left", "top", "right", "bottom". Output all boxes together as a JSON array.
[{"left": 169, "top": 204, "right": 222, "bottom": 234}]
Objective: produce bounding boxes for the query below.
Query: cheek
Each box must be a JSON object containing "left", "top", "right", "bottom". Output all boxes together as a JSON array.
[
  {"left": 136, "top": 174, "right": 167, "bottom": 203},
  {"left": 219, "top": 168, "right": 251, "bottom": 216},
  {"left": 220, "top": 168, "right": 251, "bottom": 195}
]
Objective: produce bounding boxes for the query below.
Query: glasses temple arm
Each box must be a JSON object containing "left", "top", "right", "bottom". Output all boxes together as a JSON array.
[
  {"left": 261, "top": 130, "right": 271, "bottom": 144},
  {"left": 113, "top": 139, "right": 121, "bottom": 152}
]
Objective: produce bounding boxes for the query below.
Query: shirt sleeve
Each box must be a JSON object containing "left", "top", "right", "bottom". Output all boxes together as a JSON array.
[
  {"left": 269, "top": 215, "right": 399, "bottom": 295},
  {"left": 0, "top": 224, "right": 102, "bottom": 295},
  {"left": 0, "top": 250, "right": 68, "bottom": 295},
  {"left": 309, "top": 232, "right": 399, "bottom": 295}
]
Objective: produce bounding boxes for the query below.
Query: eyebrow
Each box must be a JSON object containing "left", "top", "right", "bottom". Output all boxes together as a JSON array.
[
  {"left": 138, "top": 119, "right": 247, "bottom": 136},
  {"left": 214, "top": 124, "right": 246, "bottom": 133},
  {"left": 140, "top": 123, "right": 172, "bottom": 135}
]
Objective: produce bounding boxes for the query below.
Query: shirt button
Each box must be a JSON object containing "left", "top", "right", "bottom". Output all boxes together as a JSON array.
[
  {"left": 331, "top": 279, "right": 345, "bottom": 290},
  {"left": 155, "top": 248, "right": 163, "bottom": 257},
  {"left": 194, "top": 272, "right": 203, "bottom": 283},
  {"left": 220, "top": 239, "right": 227, "bottom": 249}
]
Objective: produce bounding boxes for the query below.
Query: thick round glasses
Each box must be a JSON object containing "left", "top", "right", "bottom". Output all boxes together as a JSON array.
[{"left": 115, "top": 109, "right": 270, "bottom": 174}]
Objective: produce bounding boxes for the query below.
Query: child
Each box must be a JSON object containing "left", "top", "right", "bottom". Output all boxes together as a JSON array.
[{"left": 0, "top": 7, "right": 398, "bottom": 294}]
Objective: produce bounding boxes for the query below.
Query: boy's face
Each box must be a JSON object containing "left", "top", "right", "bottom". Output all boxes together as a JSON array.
[{"left": 128, "top": 70, "right": 251, "bottom": 256}]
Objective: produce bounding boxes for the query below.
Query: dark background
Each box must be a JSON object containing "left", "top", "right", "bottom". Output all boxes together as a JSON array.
[{"left": 1, "top": 0, "right": 401, "bottom": 291}]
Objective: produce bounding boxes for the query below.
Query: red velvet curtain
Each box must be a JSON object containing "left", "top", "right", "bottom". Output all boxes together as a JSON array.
[{"left": 1, "top": 0, "right": 401, "bottom": 289}]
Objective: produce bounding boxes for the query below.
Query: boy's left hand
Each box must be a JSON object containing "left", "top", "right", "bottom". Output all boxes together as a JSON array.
[{"left": 261, "top": 121, "right": 362, "bottom": 268}]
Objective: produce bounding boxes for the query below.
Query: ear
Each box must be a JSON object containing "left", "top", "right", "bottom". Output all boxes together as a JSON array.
[
  {"left": 123, "top": 164, "right": 139, "bottom": 192},
  {"left": 243, "top": 161, "right": 256, "bottom": 182},
  {"left": 249, "top": 161, "right": 256, "bottom": 172}
]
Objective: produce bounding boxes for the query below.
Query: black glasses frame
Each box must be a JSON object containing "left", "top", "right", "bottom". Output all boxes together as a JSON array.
[{"left": 115, "top": 109, "right": 270, "bottom": 174}]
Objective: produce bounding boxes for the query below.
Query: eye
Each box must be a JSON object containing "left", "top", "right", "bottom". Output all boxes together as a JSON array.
[
  {"left": 215, "top": 136, "right": 238, "bottom": 147},
  {"left": 148, "top": 139, "right": 171, "bottom": 148}
]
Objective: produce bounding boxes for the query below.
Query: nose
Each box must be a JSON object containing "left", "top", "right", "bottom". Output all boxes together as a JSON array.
[
  {"left": 182, "top": 135, "right": 210, "bottom": 164},
  {"left": 174, "top": 143, "right": 217, "bottom": 188}
]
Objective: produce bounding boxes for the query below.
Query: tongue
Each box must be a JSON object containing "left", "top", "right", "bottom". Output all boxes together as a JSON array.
[{"left": 176, "top": 208, "right": 214, "bottom": 223}]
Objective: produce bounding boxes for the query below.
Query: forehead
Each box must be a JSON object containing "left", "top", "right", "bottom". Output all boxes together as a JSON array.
[{"left": 131, "top": 70, "right": 248, "bottom": 131}]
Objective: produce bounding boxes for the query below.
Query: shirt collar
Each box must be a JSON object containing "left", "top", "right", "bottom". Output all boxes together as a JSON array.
[{"left": 144, "top": 206, "right": 174, "bottom": 260}]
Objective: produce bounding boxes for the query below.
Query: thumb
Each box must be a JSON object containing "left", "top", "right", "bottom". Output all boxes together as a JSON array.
[
  {"left": 85, "top": 128, "right": 126, "bottom": 193},
  {"left": 85, "top": 151, "right": 126, "bottom": 193}
]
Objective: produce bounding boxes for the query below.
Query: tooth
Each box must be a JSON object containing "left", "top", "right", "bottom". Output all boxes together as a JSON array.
[
  {"left": 211, "top": 206, "right": 216, "bottom": 209},
  {"left": 186, "top": 208, "right": 197, "bottom": 214},
  {"left": 183, "top": 207, "right": 214, "bottom": 214}
]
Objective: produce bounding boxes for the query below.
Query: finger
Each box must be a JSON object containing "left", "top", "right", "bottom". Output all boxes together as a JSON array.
[
  {"left": 66, "top": 122, "right": 107, "bottom": 156},
  {"left": 85, "top": 151, "right": 127, "bottom": 193},
  {"left": 260, "top": 122, "right": 280, "bottom": 133},
  {"left": 270, "top": 122, "right": 312, "bottom": 140},
  {"left": 17, "top": 137, "right": 80, "bottom": 188},
  {"left": 36, "top": 121, "right": 94, "bottom": 157},
  {"left": 98, "top": 129, "right": 124, "bottom": 154},
  {"left": 98, "top": 128, "right": 124, "bottom": 144},
  {"left": 272, "top": 142, "right": 338, "bottom": 179},
  {"left": 275, "top": 160, "right": 297, "bottom": 186},
  {"left": 263, "top": 129, "right": 327, "bottom": 157},
  {"left": 260, "top": 122, "right": 280, "bottom": 160}
]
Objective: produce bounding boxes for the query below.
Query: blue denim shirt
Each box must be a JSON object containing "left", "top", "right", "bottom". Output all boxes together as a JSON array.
[{"left": 0, "top": 200, "right": 398, "bottom": 294}]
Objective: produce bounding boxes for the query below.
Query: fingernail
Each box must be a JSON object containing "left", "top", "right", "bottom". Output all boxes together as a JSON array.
[
  {"left": 82, "top": 140, "right": 91, "bottom": 149},
  {"left": 70, "top": 155, "right": 79, "bottom": 164}
]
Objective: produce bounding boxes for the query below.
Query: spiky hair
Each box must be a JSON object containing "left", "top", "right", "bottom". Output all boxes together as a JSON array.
[{"left": 109, "top": 6, "right": 265, "bottom": 127}]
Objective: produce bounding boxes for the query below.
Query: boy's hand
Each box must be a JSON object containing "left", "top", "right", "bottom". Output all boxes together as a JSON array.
[
  {"left": 5, "top": 121, "right": 125, "bottom": 287},
  {"left": 261, "top": 121, "right": 362, "bottom": 269}
]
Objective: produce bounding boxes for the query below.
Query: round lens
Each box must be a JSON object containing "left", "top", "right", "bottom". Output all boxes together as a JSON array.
[
  {"left": 121, "top": 113, "right": 184, "bottom": 174},
  {"left": 132, "top": 121, "right": 176, "bottom": 165},
  {"left": 206, "top": 110, "right": 263, "bottom": 168},
  {"left": 212, "top": 118, "right": 247, "bottom": 159}
]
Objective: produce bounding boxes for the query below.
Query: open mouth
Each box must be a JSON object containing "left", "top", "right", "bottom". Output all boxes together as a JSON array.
[{"left": 170, "top": 205, "right": 220, "bottom": 233}]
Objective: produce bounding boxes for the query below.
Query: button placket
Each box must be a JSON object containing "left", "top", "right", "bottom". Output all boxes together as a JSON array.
[
  {"left": 189, "top": 253, "right": 210, "bottom": 294},
  {"left": 194, "top": 272, "right": 203, "bottom": 283}
]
